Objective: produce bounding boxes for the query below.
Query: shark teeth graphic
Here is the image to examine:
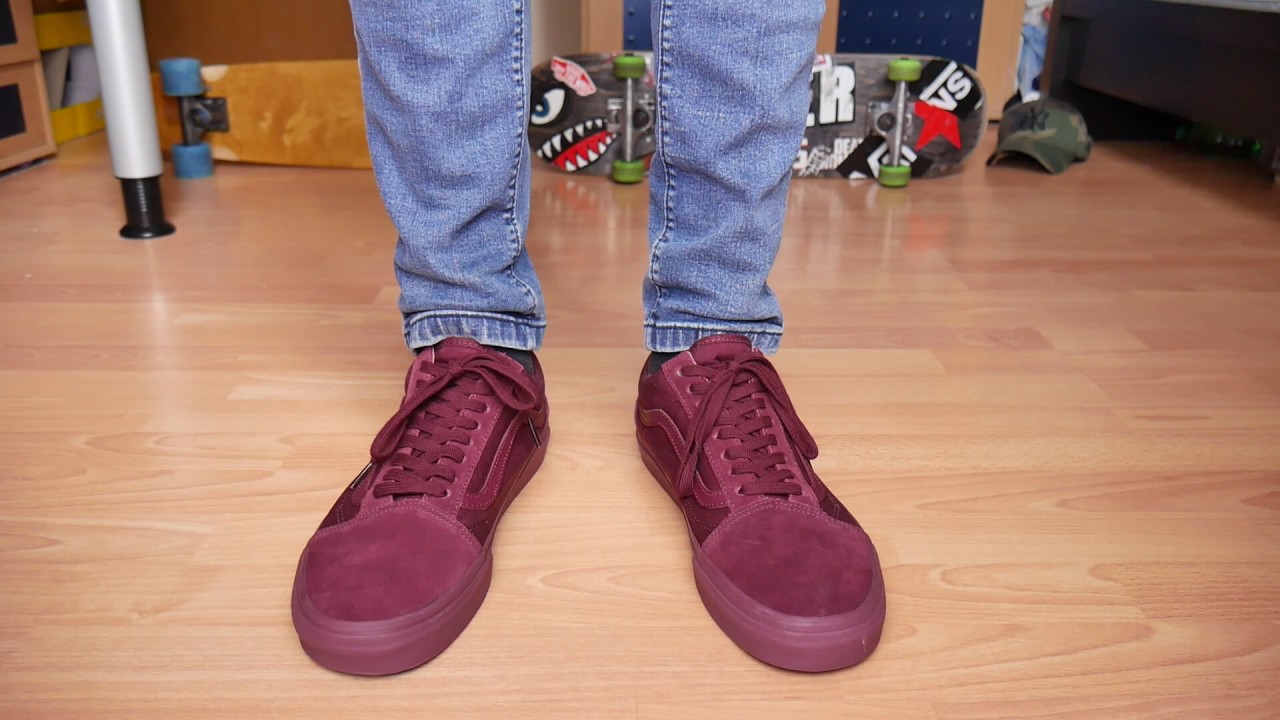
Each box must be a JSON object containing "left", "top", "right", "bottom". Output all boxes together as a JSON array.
[{"left": 535, "top": 117, "right": 616, "bottom": 173}]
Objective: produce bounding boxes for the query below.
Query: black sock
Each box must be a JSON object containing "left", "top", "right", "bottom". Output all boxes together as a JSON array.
[
  {"left": 489, "top": 345, "right": 535, "bottom": 374},
  {"left": 645, "top": 351, "right": 680, "bottom": 376}
]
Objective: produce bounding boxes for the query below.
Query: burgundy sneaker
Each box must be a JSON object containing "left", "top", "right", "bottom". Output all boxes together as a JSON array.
[
  {"left": 635, "top": 335, "right": 885, "bottom": 672},
  {"left": 291, "top": 339, "right": 549, "bottom": 675}
]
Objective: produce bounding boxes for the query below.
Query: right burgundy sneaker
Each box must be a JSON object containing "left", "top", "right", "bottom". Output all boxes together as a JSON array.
[
  {"left": 635, "top": 335, "right": 885, "bottom": 672},
  {"left": 291, "top": 338, "right": 548, "bottom": 675}
]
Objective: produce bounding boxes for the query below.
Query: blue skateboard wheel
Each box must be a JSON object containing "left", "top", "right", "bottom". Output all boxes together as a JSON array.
[
  {"left": 160, "top": 58, "right": 204, "bottom": 97},
  {"left": 172, "top": 142, "right": 214, "bottom": 179}
]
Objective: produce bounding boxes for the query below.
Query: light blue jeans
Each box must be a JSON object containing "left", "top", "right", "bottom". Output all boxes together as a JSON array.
[{"left": 349, "top": 0, "right": 825, "bottom": 354}]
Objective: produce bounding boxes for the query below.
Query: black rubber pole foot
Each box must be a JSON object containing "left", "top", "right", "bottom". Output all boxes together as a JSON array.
[{"left": 118, "top": 176, "right": 176, "bottom": 239}]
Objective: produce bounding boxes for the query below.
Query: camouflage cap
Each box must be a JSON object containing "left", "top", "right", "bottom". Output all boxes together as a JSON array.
[{"left": 987, "top": 98, "right": 1092, "bottom": 174}]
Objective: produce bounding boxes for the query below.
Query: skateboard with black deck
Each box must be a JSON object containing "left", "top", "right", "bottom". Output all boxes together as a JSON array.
[{"left": 529, "top": 52, "right": 987, "bottom": 187}]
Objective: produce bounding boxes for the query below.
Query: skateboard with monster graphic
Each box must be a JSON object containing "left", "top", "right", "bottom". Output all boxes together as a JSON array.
[
  {"left": 529, "top": 52, "right": 987, "bottom": 187},
  {"left": 529, "top": 53, "right": 654, "bottom": 183}
]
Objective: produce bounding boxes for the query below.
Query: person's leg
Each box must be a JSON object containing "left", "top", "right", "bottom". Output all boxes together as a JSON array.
[
  {"left": 635, "top": 0, "right": 887, "bottom": 673},
  {"left": 291, "top": 0, "right": 549, "bottom": 676},
  {"left": 355, "top": 0, "right": 544, "bottom": 351},
  {"left": 643, "top": 0, "right": 823, "bottom": 354}
]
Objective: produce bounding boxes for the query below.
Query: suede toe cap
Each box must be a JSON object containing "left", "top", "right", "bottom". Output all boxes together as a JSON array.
[
  {"left": 702, "top": 501, "right": 876, "bottom": 618},
  {"left": 301, "top": 503, "right": 482, "bottom": 622}
]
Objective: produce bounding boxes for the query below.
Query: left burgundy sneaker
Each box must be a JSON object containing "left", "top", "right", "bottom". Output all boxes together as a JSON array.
[
  {"left": 635, "top": 335, "right": 885, "bottom": 672},
  {"left": 291, "top": 339, "right": 548, "bottom": 675}
]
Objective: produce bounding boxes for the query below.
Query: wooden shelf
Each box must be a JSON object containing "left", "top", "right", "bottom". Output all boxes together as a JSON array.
[{"left": 1, "top": 0, "right": 56, "bottom": 171}]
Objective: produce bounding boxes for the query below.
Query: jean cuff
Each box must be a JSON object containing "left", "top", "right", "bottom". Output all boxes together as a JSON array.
[
  {"left": 644, "top": 323, "right": 782, "bottom": 355},
  {"left": 404, "top": 311, "right": 545, "bottom": 352}
]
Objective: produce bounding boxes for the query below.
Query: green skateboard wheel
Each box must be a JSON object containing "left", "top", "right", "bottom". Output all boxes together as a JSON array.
[
  {"left": 159, "top": 58, "right": 204, "bottom": 97},
  {"left": 612, "top": 159, "right": 646, "bottom": 184},
  {"left": 887, "top": 58, "right": 922, "bottom": 83},
  {"left": 878, "top": 164, "right": 911, "bottom": 188},
  {"left": 613, "top": 54, "right": 646, "bottom": 80}
]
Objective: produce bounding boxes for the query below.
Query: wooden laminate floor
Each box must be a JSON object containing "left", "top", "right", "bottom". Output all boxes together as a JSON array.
[{"left": 2, "top": 134, "right": 1279, "bottom": 719}]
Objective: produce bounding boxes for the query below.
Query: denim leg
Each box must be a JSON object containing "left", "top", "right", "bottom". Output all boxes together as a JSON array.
[
  {"left": 350, "top": 0, "right": 544, "bottom": 351},
  {"left": 645, "top": 0, "right": 825, "bottom": 354}
]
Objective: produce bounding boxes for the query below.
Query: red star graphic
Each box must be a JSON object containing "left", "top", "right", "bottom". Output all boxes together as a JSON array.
[{"left": 914, "top": 100, "right": 961, "bottom": 150}]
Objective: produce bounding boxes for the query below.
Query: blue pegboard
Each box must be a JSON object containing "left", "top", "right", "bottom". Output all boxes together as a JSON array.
[
  {"left": 836, "top": 0, "right": 983, "bottom": 67},
  {"left": 623, "top": 1, "right": 653, "bottom": 51},
  {"left": 624, "top": 1, "right": 981, "bottom": 63}
]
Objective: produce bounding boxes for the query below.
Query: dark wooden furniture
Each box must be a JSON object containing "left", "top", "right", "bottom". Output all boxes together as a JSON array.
[{"left": 1043, "top": 0, "right": 1280, "bottom": 175}]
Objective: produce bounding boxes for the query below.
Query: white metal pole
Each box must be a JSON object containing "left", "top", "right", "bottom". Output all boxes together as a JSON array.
[{"left": 85, "top": 0, "right": 174, "bottom": 238}]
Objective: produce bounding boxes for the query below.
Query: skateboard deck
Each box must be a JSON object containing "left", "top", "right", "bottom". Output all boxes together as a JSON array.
[
  {"left": 152, "top": 60, "right": 371, "bottom": 170},
  {"left": 529, "top": 52, "right": 987, "bottom": 183}
]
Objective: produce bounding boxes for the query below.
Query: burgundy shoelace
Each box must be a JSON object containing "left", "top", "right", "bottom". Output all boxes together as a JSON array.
[
  {"left": 676, "top": 352, "right": 819, "bottom": 498},
  {"left": 369, "top": 354, "right": 538, "bottom": 499}
]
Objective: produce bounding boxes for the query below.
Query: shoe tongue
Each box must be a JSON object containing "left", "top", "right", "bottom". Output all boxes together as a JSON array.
[
  {"left": 406, "top": 338, "right": 485, "bottom": 390},
  {"left": 689, "top": 335, "right": 768, "bottom": 419},
  {"left": 688, "top": 334, "right": 756, "bottom": 365},
  {"left": 432, "top": 337, "right": 486, "bottom": 363}
]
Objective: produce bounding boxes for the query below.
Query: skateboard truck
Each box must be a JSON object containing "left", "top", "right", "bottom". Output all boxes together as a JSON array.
[
  {"left": 158, "top": 58, "right": 230, "bottom": 179},
  {"left": 607, "top": 54, "right": 653, "bottom": 184},
  {"left": 177, "top": 96, "right": 229, "bottom": 148},
  {"left": 871, "top": 58, "right": 923, "bottom": 188}
]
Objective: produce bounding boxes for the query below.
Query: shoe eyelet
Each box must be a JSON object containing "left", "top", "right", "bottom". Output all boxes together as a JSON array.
[{"left": 441, "top": 490, "right": 451, "bottom": 498}]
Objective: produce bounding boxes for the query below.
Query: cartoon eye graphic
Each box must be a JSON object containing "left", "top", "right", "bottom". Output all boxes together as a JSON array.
[{"left": 531, "top": 88, "right": 567, "bottom": 126}]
